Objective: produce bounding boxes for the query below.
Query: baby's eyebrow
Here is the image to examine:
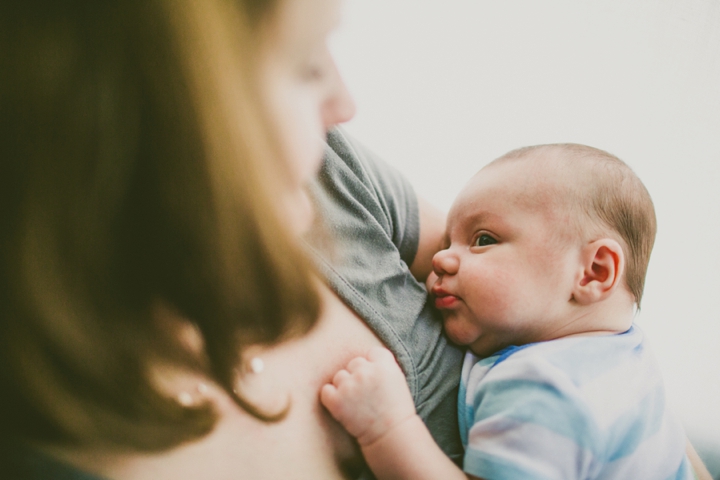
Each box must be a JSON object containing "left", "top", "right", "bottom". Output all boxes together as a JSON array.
[{"left": 465, "top": 211, "right": 490, "bottom": 224}]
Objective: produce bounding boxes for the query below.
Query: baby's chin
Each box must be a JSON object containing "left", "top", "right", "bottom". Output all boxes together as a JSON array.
[
  {"left": 441, "top": 318, "right": 471, "bottom": 345},
  {"left": 442, "top": 318, "right": 491, "bottom": 354},
  {"left": 442, "top": 313, "right": 527, "bottom": 357},
  {"left": 467, "top": 336, "right": 517, "bottom": 359}
]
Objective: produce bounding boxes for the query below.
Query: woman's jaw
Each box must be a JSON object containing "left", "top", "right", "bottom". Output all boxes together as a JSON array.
[{"left": 259, "top": 0, "right": 355, "bottom": 235}]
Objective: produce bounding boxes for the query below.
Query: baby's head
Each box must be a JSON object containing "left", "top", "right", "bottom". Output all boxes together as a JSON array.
[{"left": 428, "top": 144, "right": 656, "bottom": 357}]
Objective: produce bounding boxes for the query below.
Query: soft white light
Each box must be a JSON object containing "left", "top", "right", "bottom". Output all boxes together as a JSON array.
[{"left": 333, "top": 0, "right": 720, "bottom": 472}]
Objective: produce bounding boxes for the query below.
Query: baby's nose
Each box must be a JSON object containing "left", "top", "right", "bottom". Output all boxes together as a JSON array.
[{"left": 432, "top": 249, "right": 459, "bottom": 276}]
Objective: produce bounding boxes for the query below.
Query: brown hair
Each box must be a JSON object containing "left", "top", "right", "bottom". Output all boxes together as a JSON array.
[
  {"left": 496, "top": 144, "right": 657, "bottom": 306},
  {"left": 0, "top": 0, "right": 319, "bottom": 450}
]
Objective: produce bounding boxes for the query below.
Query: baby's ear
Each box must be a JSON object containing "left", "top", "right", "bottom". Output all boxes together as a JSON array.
[{"left": 572, "top": 238, "right": 625, "bottom": 305}]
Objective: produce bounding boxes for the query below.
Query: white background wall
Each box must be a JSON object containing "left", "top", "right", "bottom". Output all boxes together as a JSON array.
[{"left": 332, "top": 0, "right": 720, "bottom": 472}]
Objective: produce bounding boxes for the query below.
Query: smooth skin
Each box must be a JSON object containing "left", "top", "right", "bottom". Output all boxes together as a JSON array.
[
  {"left": 322, "top": 158, "right": 712, "bottom": 480},
  {"left": 322, "top": 346, "right": 471, "bottom": 480},
  {"left": 427, "top": 159, "right": 635, "bottom": 358}
]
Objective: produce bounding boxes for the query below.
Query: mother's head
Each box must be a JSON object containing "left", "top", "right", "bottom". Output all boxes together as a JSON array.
[{"left": 0, "top": 0, "right": 353, "bottom": 450}]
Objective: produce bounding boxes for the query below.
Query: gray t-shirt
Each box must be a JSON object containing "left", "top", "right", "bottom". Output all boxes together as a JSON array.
[{"left": 306, "top": 128, "right": 464, "bottom": 469}]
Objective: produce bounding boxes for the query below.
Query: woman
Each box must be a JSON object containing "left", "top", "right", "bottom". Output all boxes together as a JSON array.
[
  {"left": 1, "top": 0, "right": 461, "bottom": 478},
  {"left": 4, "top": 1, "right": 706, "bottom": 478}
]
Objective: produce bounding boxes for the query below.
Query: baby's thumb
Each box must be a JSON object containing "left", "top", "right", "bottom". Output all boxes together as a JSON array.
[{"left": 320, "top": 383, "right": 341, "bottom": 418}]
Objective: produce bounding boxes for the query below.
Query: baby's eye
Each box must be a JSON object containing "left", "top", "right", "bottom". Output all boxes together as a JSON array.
[{"left": 473, "top": 234, "right": 497, "bottom": 247}]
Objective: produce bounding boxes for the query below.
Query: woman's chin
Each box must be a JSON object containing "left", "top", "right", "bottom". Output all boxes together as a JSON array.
[{"left": 284, "top": 188, "right": 315, "bottom": 236}]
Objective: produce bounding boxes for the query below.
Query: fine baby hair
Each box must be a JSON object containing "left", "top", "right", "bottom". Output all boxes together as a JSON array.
[{"left": 491, "top": 143, "right": 657, "bottom": 305}]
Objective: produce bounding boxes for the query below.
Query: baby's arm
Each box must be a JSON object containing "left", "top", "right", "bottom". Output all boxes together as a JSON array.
[{"left": 320, "top": 347, "right": 473, "bottom": 480}]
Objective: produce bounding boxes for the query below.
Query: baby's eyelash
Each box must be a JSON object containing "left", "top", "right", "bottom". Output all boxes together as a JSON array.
[{"left": 473, "top": 233, "right": 497, "bottom": 247}]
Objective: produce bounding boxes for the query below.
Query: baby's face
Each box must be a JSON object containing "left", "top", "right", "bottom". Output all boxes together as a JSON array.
[{"left": 427, "top": 159, "right": 582, "bottom": 357}]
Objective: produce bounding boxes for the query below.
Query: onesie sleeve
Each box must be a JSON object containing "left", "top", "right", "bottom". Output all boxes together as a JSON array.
[{"left": 463, "top": 356, "right": 598, "bottom": 480}]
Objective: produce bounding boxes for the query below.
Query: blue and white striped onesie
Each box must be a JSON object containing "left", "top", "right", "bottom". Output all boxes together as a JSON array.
[{"left": 459, "top": 325, "right": 692, "bottom": 479}]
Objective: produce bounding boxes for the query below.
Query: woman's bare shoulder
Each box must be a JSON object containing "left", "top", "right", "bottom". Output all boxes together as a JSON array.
[{"left": 51, "top": 282, "right": 381, "bottom": 480}]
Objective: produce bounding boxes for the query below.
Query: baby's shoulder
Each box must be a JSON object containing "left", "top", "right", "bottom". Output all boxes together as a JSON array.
[
  {"left": 461, "top": 331, "right": 690, "bottom": 480},
  {"left": 487, "top": 327, "right": 656, "bottom": 388},
  {"left": 469, "top": 329, "right": 668, "bottom": 439}
]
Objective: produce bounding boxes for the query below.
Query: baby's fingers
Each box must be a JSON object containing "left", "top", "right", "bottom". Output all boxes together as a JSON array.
[
  {"left": 320, "top": 383, "right": 340, "bottom": 414},
  {"left": 331, "top": 368, "right": 350, "bottom": 386},
  {"left": 346, "top": 356, "right": 369, "bottom": 373}
]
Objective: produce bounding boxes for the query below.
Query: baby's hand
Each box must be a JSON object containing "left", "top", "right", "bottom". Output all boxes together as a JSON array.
[{"left": 320, "top": 346, "right": 417, "bottom": 447}]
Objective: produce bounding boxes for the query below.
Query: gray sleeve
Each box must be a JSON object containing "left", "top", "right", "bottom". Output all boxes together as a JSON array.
[
  {"left": 323, "top": 130, "right": 420, "bottom": 268},
  {"left": 306, "top": 128, "right": 464, "bottom": 470}
]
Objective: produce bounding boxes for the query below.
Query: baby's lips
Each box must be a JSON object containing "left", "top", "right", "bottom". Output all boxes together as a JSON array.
[
  {"left": 431, "top": 285, "right": 459, "bottom": 309},
  {"left": 434, "top": 294, "right": 459, "bottom": 309}
]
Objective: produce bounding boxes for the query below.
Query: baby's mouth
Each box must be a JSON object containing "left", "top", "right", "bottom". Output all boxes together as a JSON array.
[
  {"left": 434, "top": 294, "right": 459, "bottom": 309},
  {"left": 431, "top": 285, "right": 459, "bottom": 309}
]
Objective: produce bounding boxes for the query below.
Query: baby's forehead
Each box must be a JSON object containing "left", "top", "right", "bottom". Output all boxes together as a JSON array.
[
  {"left": 466, "top": 154, "right": 580, "bottom": 205},
  {"left": 489, "top": 149, "right": 585, "bottom": 182},
  {"left": 449, "top": 153, "right": 593, "bottom": 230}
]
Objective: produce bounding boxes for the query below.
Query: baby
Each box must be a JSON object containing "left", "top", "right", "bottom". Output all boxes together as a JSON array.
[{"left": 321, "top": 144, "right": 693, "bottom": 479}]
